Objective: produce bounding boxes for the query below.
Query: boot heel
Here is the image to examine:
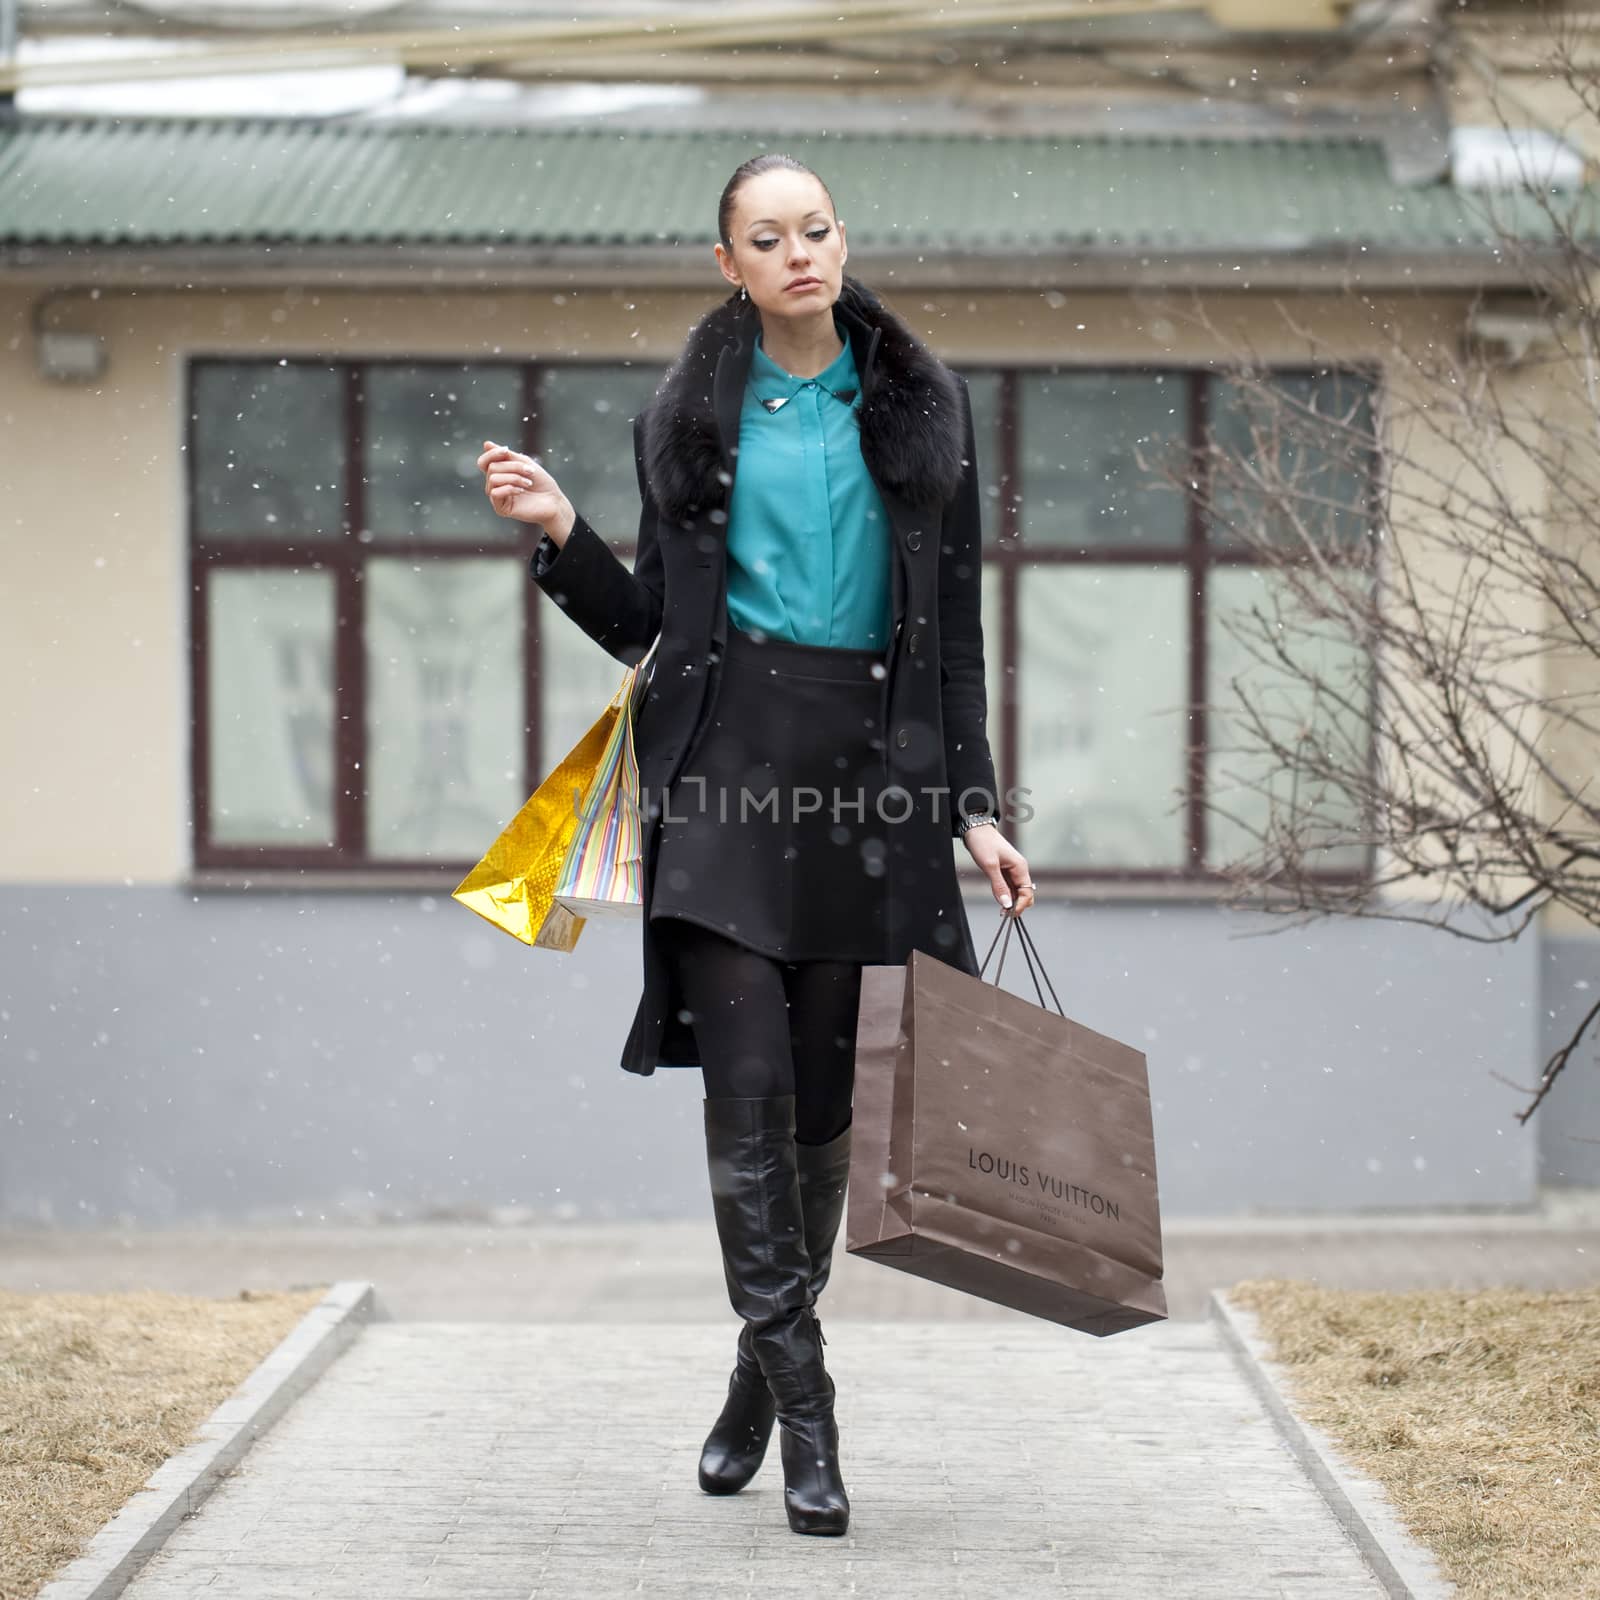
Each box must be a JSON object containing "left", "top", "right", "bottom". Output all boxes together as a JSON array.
[
  {"left": 755, "top": 1308, "right": 850, "bottom": 1536},
  {"left": 778, "top": 1412, "right": 849, "bottom": 1535}
]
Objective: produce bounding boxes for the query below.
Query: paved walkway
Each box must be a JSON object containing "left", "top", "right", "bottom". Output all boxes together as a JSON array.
[
  {"left": 117, "top": 1319, "right": 1385, "bottom": 1600},
  {"left": 13, "top": 1207, "right": 1596, "bottom": 1595}
]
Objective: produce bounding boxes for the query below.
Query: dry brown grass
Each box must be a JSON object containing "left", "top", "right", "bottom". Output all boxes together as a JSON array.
[
  {"left": 1229, "top": 1279, "right": 1600, "bottom": 1600},
  {"left": 0, "top": 1286, "right": 328, "bottom": 1600}
]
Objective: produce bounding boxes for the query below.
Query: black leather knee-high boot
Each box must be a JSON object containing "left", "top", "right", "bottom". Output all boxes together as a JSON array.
[
  {"left": 698, "top": 1120, "right": 852, "bottom": 1495},
  {"left": 700, "top": 1096, "right": 850, "bottom": 1535}
]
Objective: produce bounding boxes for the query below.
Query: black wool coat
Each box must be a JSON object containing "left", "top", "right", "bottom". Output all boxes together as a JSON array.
[{"left": 530, "top": 274, "right": 1000, "bottom": 1076}]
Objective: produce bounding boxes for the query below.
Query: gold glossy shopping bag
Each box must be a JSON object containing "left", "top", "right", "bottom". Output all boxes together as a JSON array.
[{"left": 452, "top": 701, "right": 620, "bottom": 953}]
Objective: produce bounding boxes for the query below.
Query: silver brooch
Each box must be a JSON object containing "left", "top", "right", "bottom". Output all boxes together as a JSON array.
[{"left": 760, "top": 386, "right": 856, "bottom": 415}]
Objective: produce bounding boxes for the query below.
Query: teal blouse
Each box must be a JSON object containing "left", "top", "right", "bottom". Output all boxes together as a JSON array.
[{"left": 724, "top": 326, "right": 894, "bottom": 650}]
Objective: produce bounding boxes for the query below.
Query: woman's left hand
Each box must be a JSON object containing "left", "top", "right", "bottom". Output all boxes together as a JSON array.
[{"left": 963, "top": 824, "right": 1034, "bottom": 916}]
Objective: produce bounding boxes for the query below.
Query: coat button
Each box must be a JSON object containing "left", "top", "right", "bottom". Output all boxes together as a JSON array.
[
  {"left": 907, "top": 531, "right": 922, "bottom": 551},
  {"left": 907, "top": 631, "right": 920, "bottom": 654},
  {"left": 895, "top": 728, "right": 909, "bottom": 750}
]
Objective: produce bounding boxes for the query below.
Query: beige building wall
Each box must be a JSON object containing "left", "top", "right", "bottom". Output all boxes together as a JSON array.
[
  {"left": 1452, "top": 2, "right": 1600, "bottom": 159},
  {"left": 1449, "top": 2, "right": 1600, "bottom": 936},
  {"left": 0, "top": 278, "right": 1529, "bottom": 894}
]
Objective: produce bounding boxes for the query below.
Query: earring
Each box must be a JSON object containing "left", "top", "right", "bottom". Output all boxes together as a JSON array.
[{"left": 739, "top": 284, "right": 747, "bottom": 302}]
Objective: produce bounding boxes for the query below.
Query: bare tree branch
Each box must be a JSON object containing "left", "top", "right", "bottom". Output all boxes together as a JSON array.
[{"left": 1140, "top": 32, "right": 1600, "bottom": 1122}]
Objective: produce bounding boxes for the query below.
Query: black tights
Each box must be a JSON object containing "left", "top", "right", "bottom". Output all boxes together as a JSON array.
[{"left": 658, "top": 917, "right": 858, "bottom": 1146}]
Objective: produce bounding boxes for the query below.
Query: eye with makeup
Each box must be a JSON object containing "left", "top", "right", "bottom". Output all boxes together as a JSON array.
[{"left": 752, "top": 227, "right": 832, "bottom": 251}]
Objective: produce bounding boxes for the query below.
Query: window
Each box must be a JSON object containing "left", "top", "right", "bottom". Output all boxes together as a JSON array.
[
  {"left": 974, "top": 366, "right": 1377, "bottom": 882},
  {"left": 188, "top": 357, "right": 1376, "bottom": 882},
  {"left": 187, "top": 358, "right": 655, "bottom": 871}
]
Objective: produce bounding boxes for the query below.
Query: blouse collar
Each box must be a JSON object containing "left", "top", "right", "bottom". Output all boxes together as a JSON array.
[{"left": 749, "top": 318, "right": 860, "bottom": 411}]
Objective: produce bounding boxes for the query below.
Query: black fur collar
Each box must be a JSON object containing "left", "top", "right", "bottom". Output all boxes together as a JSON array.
[{"left": 641, "top": 274, "right": 963, "bottom": 524}]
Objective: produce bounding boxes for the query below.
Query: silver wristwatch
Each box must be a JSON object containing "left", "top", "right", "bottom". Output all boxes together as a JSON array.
[{"left": 957, "top": 810, "right": 998, "bottom": 836}]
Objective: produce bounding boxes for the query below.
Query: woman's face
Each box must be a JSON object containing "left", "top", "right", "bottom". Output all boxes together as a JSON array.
[{"left": 716, "top": 169, "right": 847, "bottom": 322}]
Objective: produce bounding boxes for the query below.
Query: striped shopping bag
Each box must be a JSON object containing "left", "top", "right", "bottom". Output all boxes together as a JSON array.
[{"left": 552, "top": 638, "right": 659, "bottom": 919}]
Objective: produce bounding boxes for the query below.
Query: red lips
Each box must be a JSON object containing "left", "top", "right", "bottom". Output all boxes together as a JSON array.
[{"left": 785, "top": 277, "right": 822, "bottom": 292}]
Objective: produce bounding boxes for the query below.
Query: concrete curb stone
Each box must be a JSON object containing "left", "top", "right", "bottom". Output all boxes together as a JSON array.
[
  {"left": 1209, "top": 1289, "right": 1456, "bottom": 1600},
  {"left": 35, "top": 1278, "right": 384, "bottom": 1600}
]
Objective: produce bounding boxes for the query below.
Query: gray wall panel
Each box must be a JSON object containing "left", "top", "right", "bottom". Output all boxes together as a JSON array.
[
  {"left": 1537, "top": 934, "right": 1600, "bottom": 1186},
  {"left": 0, "top": 886, "right": 1542, "bottom": 1224}
]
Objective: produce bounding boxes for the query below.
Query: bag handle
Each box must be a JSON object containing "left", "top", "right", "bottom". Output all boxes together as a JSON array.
[
  {"left": 611, "top": 634, "right": 662, "bottom": 715},
  {"left": 631, "top": 633, "right": 661, "bottom": 712},
  {"left": 978, "top": 914, "right": 1044, "bottom": 1011},
  {"left": 978, "top": 911, "right": 1065, "bottom": 1019}
]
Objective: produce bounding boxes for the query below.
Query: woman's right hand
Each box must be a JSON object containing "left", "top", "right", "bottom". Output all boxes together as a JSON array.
[{"left": 477, "top": 440, "right": 576, "bottom": 543}]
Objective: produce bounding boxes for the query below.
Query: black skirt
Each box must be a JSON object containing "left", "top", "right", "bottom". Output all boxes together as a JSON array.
[{"left": 647, "top": 622, "right": 895, "bottom": 963}]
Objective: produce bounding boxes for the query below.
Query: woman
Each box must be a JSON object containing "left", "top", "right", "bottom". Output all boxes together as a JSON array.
[{"left": 476, "top": 154, "right": 1034, "bottom": 1537}]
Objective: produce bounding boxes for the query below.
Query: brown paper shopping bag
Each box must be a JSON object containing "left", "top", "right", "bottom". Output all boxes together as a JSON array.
[{"left": 848, "top": 913, "right": 1167, "bottom": 1336}]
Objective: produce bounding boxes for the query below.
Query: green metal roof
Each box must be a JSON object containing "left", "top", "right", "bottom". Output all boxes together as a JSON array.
[{"left": 0, "top": 115, "right": 1569, "bottom": 254}]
